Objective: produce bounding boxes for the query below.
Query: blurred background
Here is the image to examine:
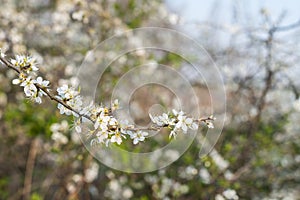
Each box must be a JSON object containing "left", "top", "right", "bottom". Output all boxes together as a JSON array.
[{"left": 0, "top": 0, "right": 300, "bottom": 199}]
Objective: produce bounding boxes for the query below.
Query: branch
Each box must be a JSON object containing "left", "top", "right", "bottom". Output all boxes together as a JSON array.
[
  {"left": 1, "top": 52, "right": 215, "bottom": 145},
  {"left": 0, "top": 55, "right": 92, "bottom": 121},
  {"left": 270, "top": 19, "right": 300, "bottom": 33},
  {"left": 284, "top": 74, "right": 300, "bottom": 99},
  {"left": 227, "top": 161, "right": 252, "bottom": 182},
  {"left": 0, "top": 56, "right": 20, "bottom": 73},
  {"left": 124, "top": 117, "right": 215, "bottom": 132}
]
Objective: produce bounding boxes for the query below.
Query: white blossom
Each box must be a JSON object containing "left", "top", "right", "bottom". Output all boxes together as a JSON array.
[
  {"left": 12, "top": 78, "right": 21, "bottom": 85},
  {"left": 12, "top": 72, "right": 26, "bottom": 85},
  {"left": 176, "top": 115, "right": 194, "bottom": 133},
  {"left": 111, "top": 99, "right": 119, "bottom": 111},
  {"left": 94, "top": 113, "right": 110, "bottom": 130},
  {"left": 57, "top": 98, "right": 81, "bottom": 116},
  {"left": 169, "top": 129, "right": 178, "bottom": 139},
  {"left": 110, "top": 131, "right": 126, "bottom": 145},
  {"left": 149, "top": 113, "right": 164, "bottom": 126},
  {"left": 0, "top": 48, "right": 6, "bottom": 59},
  {"left": 57, "top": 103, "right": 72, "bottom": 115},
  {"left": 28, "top": 76, "right": 50, "bottom": 104},
  {"left": 96, "top": 131, "right": 109, "bottom": 144},
  {"left": 74, "top": 119, "right": 82, "bottom": 133},
  {"left": 57, "top": 84, "right": 79, "bottom": 100},
  {"left": 130, "top": 131, "right": 148, "bottom": 145},
  {"left": 12, "top": 76, "right": 47, "bottom": 103},
  {"left": 149, "top": 113, "right": 173, "bottom": 126},
  {"left": 66, "top": 96, "right": 83, "bottom": 117},
  {"left": 172, "top": 109, "right": 184, "bottom": 117},
  {"left": 75, "top": 125, "right": 81, "bottom": 133},
  {"left": 57, "top": 84, "right": 69, "bottom": 96},
  {"left": 109, "top": 117, "right": 118, "bottom": 126},
  {"left": 34, "top": 76, "right": 49, "bottom": 88},
  {"left": 32, "top": 94, "right": 42, "bottom": 104},
  {"left": 150, "top": 109, "right": 202, "bottom": 139},
  {"left": 80, "top": 101, "right": 97, "bottom": 122},
  {"left": 56, "top": 85, "right": 83, "bottom": 116},
  {"left": 119, "top": 120, "right": 134, "bottom": 135},
  {"left": 207, "top": 121, "right": 214, "bottom": 129},
  {"left": 11, "top": 55, "right": 38, "bottom": 73},
  {"left": 20, "top": 77, "right": 37, "bottom": 97}
]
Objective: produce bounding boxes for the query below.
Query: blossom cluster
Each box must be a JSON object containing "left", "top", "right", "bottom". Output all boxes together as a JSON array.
[
  {"left": 56, "top": 85, "right": 82, "bottom": 117},
  {"left": 9, "top": 54, "right": 50, "bottom": 104},
  {"left": 81, "top": 100, "right": 150, "bottom": 146},
  {"left": 149, "top": 110, "right": 200, "bottom": 139},
  {"left": 1, "top": 51, "right": 215, "bottom": 147}
]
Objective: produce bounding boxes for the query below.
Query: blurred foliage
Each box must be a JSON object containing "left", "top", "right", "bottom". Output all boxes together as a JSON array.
[{"left": 4, "top": 100, "right": 59, "bottom": 138}]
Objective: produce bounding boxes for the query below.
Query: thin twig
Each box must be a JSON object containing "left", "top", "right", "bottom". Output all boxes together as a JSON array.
[
  {"left": 23, "top": 138, "right": 40, "bottom": 200},
  {"left": 270, "top": 19, "right": 300, "bottom": 33}
]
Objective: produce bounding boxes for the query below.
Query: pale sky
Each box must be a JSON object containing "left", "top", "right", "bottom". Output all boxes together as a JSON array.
[{"left": 165, "top": 0, "right": 300, "bottom": 25}]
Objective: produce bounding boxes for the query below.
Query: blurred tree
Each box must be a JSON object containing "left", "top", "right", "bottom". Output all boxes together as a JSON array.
[{"left": 1, "top": 0, "right": 300, "bottom": 199}]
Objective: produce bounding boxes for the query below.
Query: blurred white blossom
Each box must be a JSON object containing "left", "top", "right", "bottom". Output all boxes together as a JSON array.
[
  {"left": 84, "top": 162, "right": 99, "bottom": 183},
  {"left": 223, "top": 189, "right": 239, "bottom": 200}
]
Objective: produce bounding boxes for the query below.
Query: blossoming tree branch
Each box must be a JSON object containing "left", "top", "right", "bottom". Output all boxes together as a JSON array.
[{"left": 0, "top": 49, "right": 215, "bottom": 146}]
